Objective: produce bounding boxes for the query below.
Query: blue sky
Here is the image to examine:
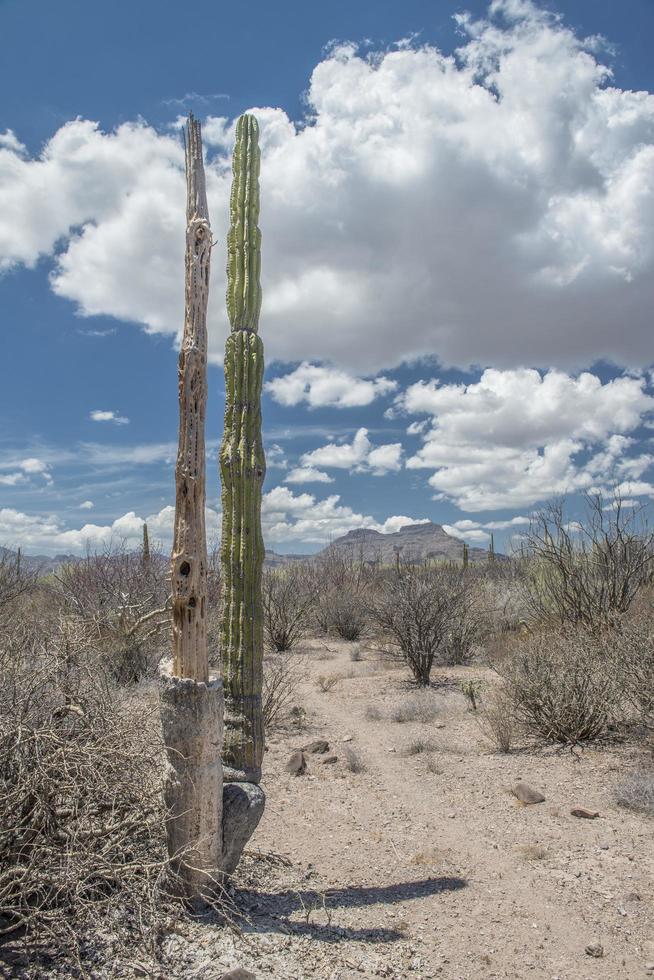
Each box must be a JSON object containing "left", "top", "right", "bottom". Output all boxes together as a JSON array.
[{"left": 1, "top": 0, "right": 654, "bottom": 555}]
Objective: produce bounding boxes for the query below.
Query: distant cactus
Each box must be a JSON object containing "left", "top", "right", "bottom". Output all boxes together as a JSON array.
[
  {"left": 488, "top": 533, "right": 495, "bottom": 564},
  {"left": 462, "top": 541, "right": 469, "bottom": 569},
  {"left": 142, "top": 522, "right": 150, "bottom": 567},
  {"left": 220, "top": 114, "right": 266, "bottom": 784}
]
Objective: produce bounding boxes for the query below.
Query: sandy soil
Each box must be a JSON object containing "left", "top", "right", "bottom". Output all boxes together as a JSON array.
[{"left": 157, "top": 637, "right": 654, "bottom": 980}]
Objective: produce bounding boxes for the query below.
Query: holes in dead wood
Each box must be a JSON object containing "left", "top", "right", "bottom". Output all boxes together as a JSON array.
[{"left": 180, "top": 561, "right": 191, "bottom": 577}]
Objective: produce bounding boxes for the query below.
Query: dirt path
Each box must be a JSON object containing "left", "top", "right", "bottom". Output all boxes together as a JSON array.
[
  {"left": 245, "top": 640, "right": 654, "bottom": 979},
  {"left": 144, "top": 639, "right": 654, "bottom": 980}
]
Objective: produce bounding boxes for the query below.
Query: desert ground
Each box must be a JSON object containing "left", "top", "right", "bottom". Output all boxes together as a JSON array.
[{"left": 118, "top": 638, "right": 654, "bottom": 980}]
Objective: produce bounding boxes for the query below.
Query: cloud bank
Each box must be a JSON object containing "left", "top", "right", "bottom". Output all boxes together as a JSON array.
[{"left": 1, "top": 0, "right": 653, "bottom": 372}]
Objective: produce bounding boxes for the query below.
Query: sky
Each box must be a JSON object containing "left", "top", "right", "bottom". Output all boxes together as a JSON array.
[{"left": 1, "top": 0, "right": 654, "bottom": 556}]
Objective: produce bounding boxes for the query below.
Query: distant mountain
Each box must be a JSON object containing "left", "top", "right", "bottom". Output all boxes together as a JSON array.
[
  {"left": 0, "top": 546, "right": 79, "bottom": 575},
  {"left": 0, "top": 523, "right": 491, "bottom": 577},
  {"left": 318, "top": 521, "right": 490, "bottom": 564}
]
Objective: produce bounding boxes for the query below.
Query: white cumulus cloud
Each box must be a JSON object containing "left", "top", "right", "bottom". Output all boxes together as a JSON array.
[
  {"left": 90, "top": 410, "right": 130, "bottom": 425},
  {"left": 266, "top": 363, "right": 397, "bottom": 408},
  {"left": 402, "top": 368, "right": 654, "bottom": 511},
  {"left": 284, "top": 466, "right": 334, "bottom": 484},
  {"left": 301, "top": 427, "right": 403, "bottom": 475},
  {"left": 1, "top": 2, "right": 653, "bottom": 371}
]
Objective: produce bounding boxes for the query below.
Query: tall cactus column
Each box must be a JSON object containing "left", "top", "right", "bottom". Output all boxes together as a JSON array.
[
  {"left": 219, "top": 115, "right": 266, "bottom": 872},
  {"left": 159, "top": 114, "right": 223, "bottom": 904}
]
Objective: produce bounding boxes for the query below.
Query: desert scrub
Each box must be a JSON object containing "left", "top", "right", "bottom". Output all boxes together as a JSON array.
[
  {"left": 343, "top": 746, "right": 367, "bottom": 772},
  {"left": 476, "top": 685, "right": 516, "bottom": 753},
  {"left": 616, "top": 769, "right": 654, "bottom": 816},
  {"left": 404, "top": 737, "right": 436, "bottom": 756},
  {"left": 262, "top": 651, "right": 306, "bottom": 731},
  {"left": 371, "top": 563, "right": 468, "bottom": 686},
  {"left": 496, "top": 627, "right": 619, "bottom": 744},
  {"left": 316, "top": 673, "right": 341, "bottom": 693},
  {"left": 460, "top": 678, "right": 483, "bottom": 710},
  {"left": 389, "top": 693, "right": 440, "bottom": 724},
  {"left": 0, "top": 617, "right": 171, "bottom": 963},
  {"left": 262, "top": 565, "right": 317, "bottom": 652}
]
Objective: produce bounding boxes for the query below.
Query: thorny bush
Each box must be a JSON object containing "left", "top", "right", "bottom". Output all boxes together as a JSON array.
[{"left": 0, "top": 612, "right": 172, "bottom": 966}]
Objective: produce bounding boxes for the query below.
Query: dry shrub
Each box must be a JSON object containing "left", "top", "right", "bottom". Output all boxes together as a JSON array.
[
  {"left": 521, "top": 494, "right": 654, "bottom": 630},
  {"left": 262, "top": 566, "right": 316, "bottom": 652},
  {"left": 496, "top": 628, "right": 618, "bottom": 744},
  {"left": 262, "top": 651, "right": 306, "bottom": 731},
  {"left": 404, "top": 737, "right": 436, "bottom": 756},
  {"left": 55, "top": 545, "right": 171, "bottom": 683},
  {"left": 0, "top": 615, "right": 170, "bottom": 964},
  {"left": 608, "top": 597, "right": 654, "bottom": 735},
  {"left": 476, "top": 686, "right": 515, "bottom": 753},
  {"left": 389, "top": 693, "right": 440, "bottom": 724},
  {"left": 371, "top": 563, "right": 468, "bottom": 686},
  {"left": 316, "top": 673, "right": 341, "bottom": 693},
  {"left": 316, "top": 592, "right": 367, "bottom": 642},
  {"left": 311, "top": 551, "right": 372, "bottom": 642},
  {"left": 616, "top": 769, "right": 654, "bottom": 815},
  {"left": 365, "top": 704, "right": 383, "bottom": 721},
  {"left": 343, "top": 747, "right": 366, "bottom": 773}
]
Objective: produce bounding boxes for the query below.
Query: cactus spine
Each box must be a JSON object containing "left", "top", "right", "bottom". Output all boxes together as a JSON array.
[{"left": 220, "top": 115, "right": 266, "bottom": 784}]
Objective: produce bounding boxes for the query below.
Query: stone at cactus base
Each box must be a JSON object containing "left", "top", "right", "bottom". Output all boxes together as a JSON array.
[{"left": 222, "top": 782, "right": 266, "bottom": 876}]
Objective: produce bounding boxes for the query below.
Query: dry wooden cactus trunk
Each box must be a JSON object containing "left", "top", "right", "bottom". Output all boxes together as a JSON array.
[
  {"left": 220, "top": 114, "right": 266, "bottom": 787},
  {"left": 159, "top": 114, "right": 223, "bottom": 905}
]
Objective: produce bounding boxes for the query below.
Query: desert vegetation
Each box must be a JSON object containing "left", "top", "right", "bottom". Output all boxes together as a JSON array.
[{"left": 3, "top": 490, "right": 654, "bottom": 975}]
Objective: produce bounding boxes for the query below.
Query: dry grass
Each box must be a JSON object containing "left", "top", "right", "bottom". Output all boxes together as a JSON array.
[
  {"left": 476, "top": 686, "right": 516, "bottom": 754},
  {"left": 518, "top": 844, "right": 549, "bottom": 861},
  {"left": 404, "top": 737, "right": 437, "bottom": 756},
  {"left": 316, "top": 673, "right": 342, "bottom": 693},
  {"left": 343, "top": 747, "right": 367, "bottom": 773},
  {"left": 389, "top": 693, "right": 440, "bottom": 724},
  {"left": 616, "top": 769, "right": 654, "bottom": 815}
]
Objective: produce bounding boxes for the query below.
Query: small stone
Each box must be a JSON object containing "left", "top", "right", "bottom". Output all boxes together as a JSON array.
[
  {"left": 625, "top": 892, "right": 641, "bottom": 902},
  {"left": 302, "top": 739, "right": 330, "bottom": 754},
  {"left": 585, "top": 944, "right": 604, "bottom": 958},
  {"left": 220, "top": 970, "right": 257, "bottom": 980},
  {"left": 342, "top": 735, "right": 354, "bottom": 742},
  {"left": 222, "top": 783, "right": 266, "bottom": 876},
  {"left": 512, "top": 782, "right": 546, "bottom": 805},
  {"left": 286, "top": 750, "right": 307, "bottom": 776},
  {"left": 571, "top": 807, "right": 600, "bottom": 819},
  {"left": 322, "top": 754, "right": 338, "bottom": 764}
]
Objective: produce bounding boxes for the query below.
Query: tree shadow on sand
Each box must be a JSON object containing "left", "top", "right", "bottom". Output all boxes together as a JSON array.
[{"left": 234, "top": 875, "right": 467, "bottom": 944}]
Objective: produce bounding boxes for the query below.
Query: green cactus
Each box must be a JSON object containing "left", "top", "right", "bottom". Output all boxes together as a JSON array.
[
  {"left": 220, "top": 114, "right": 266, "bottom": 784},
  {"left": 462, "top": 541, "right": 469, "bottom": 569},
  {"left": 488, "top": 533, "right": 495, "bottom": 564}
]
